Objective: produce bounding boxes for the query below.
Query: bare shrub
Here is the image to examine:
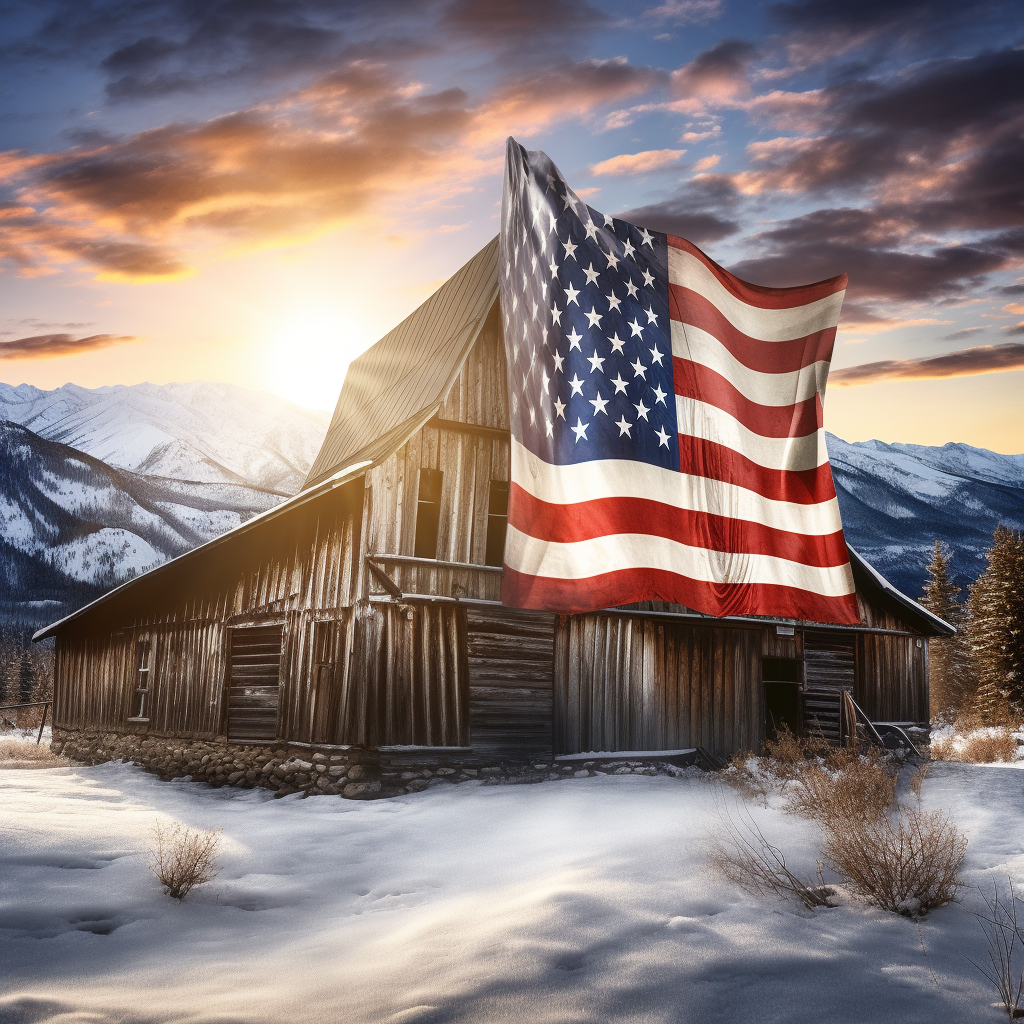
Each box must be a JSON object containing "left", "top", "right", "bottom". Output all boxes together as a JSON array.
[
  {"left": 821, "top": 807, "right": 966, "bottom": 916},
  {"left": 969, "top": 879, "right": 1024, "bottom": 1019},
  {"left": 708, "top": 801, "right": 834, "bottom": 909},
  {"left": 150, "top": 821, "right": 222, "bottom": 901},
  {"left": 787, "top": 749, "right": 897, "bottom": 825},
  {"left": 931, "top": 727, "right": 1018, "bottom": 764}
]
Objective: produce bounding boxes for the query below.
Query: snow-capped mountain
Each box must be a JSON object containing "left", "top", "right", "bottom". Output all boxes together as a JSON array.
[
  {"left": 0, "top": 421, "right": 287, "bottom": 624},
  {"left": 828, "top": 434, "right": 1024, "bottom": 597},
  {"left": 0, "top": 381, "right": 330, "bottom": 494}
]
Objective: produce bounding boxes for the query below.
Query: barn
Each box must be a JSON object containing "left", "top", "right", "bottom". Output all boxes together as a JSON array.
[{"left": 37, "top": 237, "right": 952, "bottom": 792}]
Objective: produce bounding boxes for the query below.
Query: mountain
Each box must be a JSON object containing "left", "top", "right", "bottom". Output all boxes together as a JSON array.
[
  {"left": 0, "top": 420, "right": 288, "bottom": 625},
  {"left": 828, "top": 434, "right": 1024, "bottom": 598},
  {"left": 0, "top": 381, "right": 330, "bottom": 494}
]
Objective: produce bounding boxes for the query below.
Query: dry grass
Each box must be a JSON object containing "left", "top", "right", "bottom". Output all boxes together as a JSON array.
[
  {"left": 150, "top": 821, "right": 222, "bottom": 901},
  {"left": 931, "top": 727, "right": 1018, "bottom": 764},
  {"left": 970, "top": 879, "right": 1024, "bottom": 1019},
  {"left": 787, "top": 748, "right": 897, "bottom": 825},
  {"left": 821, "top": 807, "right": 966, "bottom": 915},
  {"left": 0, "top": 737, "right": 54, "bottom": 761}
]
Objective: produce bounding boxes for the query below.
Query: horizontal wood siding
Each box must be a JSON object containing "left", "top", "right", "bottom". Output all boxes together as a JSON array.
[
  {"left": 226, "top": 625, "right": 282, "bottom": 741},
  {"left": 466, "top": 606, "right": 554, "bottom": 758},
  {"left": 555, "top": 614, "right": 761, "bottom": 758},
  {"left": 804, "top": 633, "right": 856, "bottom": 690}
]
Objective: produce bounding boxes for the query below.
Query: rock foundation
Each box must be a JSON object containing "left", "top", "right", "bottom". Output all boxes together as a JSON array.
[{"left": 52, "top": 729, "right": 708, "bottom": 799}]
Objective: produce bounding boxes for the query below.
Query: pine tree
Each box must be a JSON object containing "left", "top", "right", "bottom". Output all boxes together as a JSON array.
[
  {"left": 968, "top": 525, "right": 1024, "bottom": 723},
  {"left": 921, "top": 541, "right": 975, "bottom": 719},
  {"left": 18, "top": 650, "right": 34, "bottom": 704}
]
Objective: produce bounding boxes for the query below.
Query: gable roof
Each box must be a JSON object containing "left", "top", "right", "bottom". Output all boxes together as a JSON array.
[{"left": 304, "top": 236, "right": 499, "bottom": 488}]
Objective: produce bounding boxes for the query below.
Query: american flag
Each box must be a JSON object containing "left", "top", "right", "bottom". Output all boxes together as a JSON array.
[{"left": 498, "top": 138, "right": 859, "bottom": 625}]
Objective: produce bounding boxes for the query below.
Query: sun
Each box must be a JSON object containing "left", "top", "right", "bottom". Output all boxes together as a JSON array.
[{"left": 264, "top": 308, "right": 356, "bottom": 412}]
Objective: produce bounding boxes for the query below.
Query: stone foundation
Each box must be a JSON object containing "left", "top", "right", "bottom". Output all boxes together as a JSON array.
[{"left": 52, "top": 728, "right": 709, "bottom": 799}]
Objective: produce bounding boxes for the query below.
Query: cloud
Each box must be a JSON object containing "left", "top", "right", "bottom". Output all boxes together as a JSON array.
[
  {"left": 590, "top": 149, "right": 686, "bottom": 176},
  {"left": 0, "top": 333, "right": 139, "bottom": 359},
  {"left": 671, "top": 39, "right": 759, "bottom": 105},
  {"left": 830, "top": 342, "right": 1024, "bottom": 386},
  {"left": 943, "top": 327, "right": 986, "bottom": 341},
  {"left": 620, "top": 173, "right": 741, "bottom": 243},
  {"left": 642, "top": 0, "right": 723, "bottom": 24}
]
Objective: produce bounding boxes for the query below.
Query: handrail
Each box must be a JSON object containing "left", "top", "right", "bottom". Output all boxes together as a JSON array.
[
  {"left": 842, "top": 692, "right": 922, "bottom": 757},
  {"left": 0, "top": 700, "right": 52, "bottom": 745}
]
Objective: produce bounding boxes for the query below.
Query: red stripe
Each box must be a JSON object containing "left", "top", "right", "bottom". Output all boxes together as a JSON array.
[
  {"left": 669, "top": 285, "right": 838, "bottom": 371},
  {"left": 674, "top": 358, "right": 822, "bottom": 438},
  {"left": 502, "top": 565, "right": 860, "bottom": 623},
  {"left": 508, "top": 484, "right": 850, "bottom": 567},
  {"left": 667, "top": 236, "right": 847, "bottom": 310},
  {"left": 676, "top": 434, "right": 837, "bottom": 504}
]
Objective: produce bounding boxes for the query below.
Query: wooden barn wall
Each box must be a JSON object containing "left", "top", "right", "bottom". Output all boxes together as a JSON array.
[
  {"left": 554, "top": 614, "right": 762, "bottom": 758},
  {"left": 855, "top": 633, "right": 928, "bottom": 723},
  {"left": 53, "top": 485, "right": 363, "bottom": 742},
  {"left": 359, "top": 315, "right": 510, "bottom": 602},
  {"left": 344, "top": 602, "right": 468, "bottom": 748}
]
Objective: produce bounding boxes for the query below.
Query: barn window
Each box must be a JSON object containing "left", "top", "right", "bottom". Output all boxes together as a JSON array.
[
  {"left": 414, "top": 468, "right": 444, "bottom": 558},
  {"left": 128, "top": 639, "right": 153, "bottom": 722},
  {"left": 485, "top": 480, "right": 509, "bottom": 567}
]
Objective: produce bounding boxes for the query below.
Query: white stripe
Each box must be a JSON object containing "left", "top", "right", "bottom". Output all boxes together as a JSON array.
[
  {"left": 505, "top": 525, "right": 855, "bottom": 597},
  {"left": 511, "top": 439, "right": 842, "bottom": 536},
  {"left": 668, "top": 247, "right": 845, "bottom": 343},
  {"left": 671, "top": 321, "right": 829, "bottom": 406},
  {"left": 676, "top": 396, "right": 827, "bottom": 472}
]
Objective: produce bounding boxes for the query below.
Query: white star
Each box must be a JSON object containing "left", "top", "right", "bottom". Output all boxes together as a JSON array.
[
  {"left": 531, "top": 300, "right": 538, "bottom": 321},
  {"left": 587, "top": 349, "right": 605, "bottom": 374},
  {"left": 564, "top": 282, "right": 580, "bottom": 306},
  {"left": 639, "top": 227, "right": 655, "bottom": 248},
  {"left": 605, "top": 289, "right": 621, "bottom": 312},
  {"left": 610, "top": 373, "right": 628, "bottom": 394},
  {"left": 649, "top": 344, "right": 664, "bottom": 365},
  {"left": 568, "top": 373, "right": 585, "bottom": 396},
  {"left": 562, "top": 238, "right": 578, "bottom": 260},
  {"left": 567, "top": 327, "right": 583, "bottom": 351},
  {"left": 545, "top": 172, "right": 557, "bottom": 193},
  {"left": 551, "top": 302, "right": 563, "bottom": 325},
  {"left": 615, "top": 415, "right": 632, "bottom": 437},
  {"left": 584, "top": 219, "right": 599, "bottom": 241},
  {"left": 652, "top": 383, "right": 667, "bottom": 405},
  {"left": 571, "top": 417, "right": 589, "bottom": 442},
  {"left": 589, "top": 392, "right": 609, "bottom": 415},
  {"left": 545, "top": 418, "right": 553, "bottom": 437},
  {"left": 552, "top": 351, "right": 564, "bottom": 372},
  {"left": 541, "top": 369, "right": 550, "bottom": 393},
  {"left": 603, "top": 213, "right": 614, "bottom": 228},
  {"left": 583, "top": 263, "right": 600, "bottom": 286},
  {"left": 566, "top": 191, "right": 581, "bottom": 212},
  {"left": 548, "top": 210, "right": 558, "bottom": 234},
  {"left": 529, "top": 405, "right": 536, "bottom": 425},
  {"left": 604, "top": 247, "right": 620, "bottom": 270},
  {"left": 645, "top": 305, "right": 659, "bottom": 325},
  {"left": 625, "top": 278, "right": 639, "bottom": 299},
  {"left": 554, "top": 396, "right": 566, "bottom": 419},
  {"left": 608, "top": 332, "right": 626, "bottom": 354},
  {"left": 622, "top": 239, "right": 636, "bottom": 259},
  {"left": 542, "top": 324, "right": 549, "bottom": 343},
  {"left": 656, "top": 426, "right": 671, "bottom": 448},
  {"left": 634, "top": 399, "right": 650, "bottom": 420},
  {"left": 561, "top": 191, "right": 574, "bottom": 211},
  {"left": 631, "top": 357, "right": 647, "bottom": 379},
  {"left": 642, "top": 268, "right": 655, "bottom": 288},
  {"left": 584, "top": 306, "right": 603, "bottom": 329},
  {"left": 549, "top": 256, "right": 558, "bottom": 277},
  {"left": 628, "top": 318, "right": 644, "bottom": 338}
]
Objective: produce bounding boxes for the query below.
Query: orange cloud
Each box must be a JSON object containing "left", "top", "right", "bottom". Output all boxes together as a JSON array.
[
  {"left": 591, "top": 149, "right": 686, "bottom": 176},
  {"left": 831, "top": 342, "right": 1024, "bottom": 385},
  {"left": 0, "top": 333, "right": 140, "bottom": 359}
]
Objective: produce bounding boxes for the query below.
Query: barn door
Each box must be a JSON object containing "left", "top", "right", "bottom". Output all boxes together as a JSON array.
[
  {"left": 802, "top": 632, "right": 855, "bottom": 745},
  {"left": 466, "top": 606, "right": 554, "bottom": 758},
  {"left": 226, "top": 625, "right": 283, "bottom": 741}
]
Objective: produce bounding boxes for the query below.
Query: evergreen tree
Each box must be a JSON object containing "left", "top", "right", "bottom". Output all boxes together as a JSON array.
[
  {"left": 921, "top": 541, "right": 975, "bottom": 719},
  {"left": 18, "top": 650, "right": 34, "bottom": 704},
  {"left": 968, "top": 525, "right": 1024, "bottom": 723}
]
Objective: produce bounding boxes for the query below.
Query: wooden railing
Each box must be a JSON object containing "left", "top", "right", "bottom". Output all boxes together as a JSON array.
[{"left": 0, "top": 700, "right": 52, "bottom": 745}]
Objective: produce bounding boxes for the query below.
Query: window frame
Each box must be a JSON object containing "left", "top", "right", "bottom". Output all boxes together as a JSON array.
[{"left": 127, "top": 636, "right": 154, "bottom": 723}]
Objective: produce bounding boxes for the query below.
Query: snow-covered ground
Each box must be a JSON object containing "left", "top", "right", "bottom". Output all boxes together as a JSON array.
[{"left": 0, "top": 763, "right": 1020, "bottom": 1023}]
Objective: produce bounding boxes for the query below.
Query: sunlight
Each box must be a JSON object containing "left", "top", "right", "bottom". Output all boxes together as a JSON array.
[{"left": 264, "top": 308, "right": 354, "bottom": 412}]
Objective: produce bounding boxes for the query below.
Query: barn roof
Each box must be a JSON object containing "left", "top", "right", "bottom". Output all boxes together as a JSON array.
[
  {"left": 304, "top": 236, "right": 500, "bottom": 488},
  {"left": 34, "top": 234, "right": 953, "bottom": 641}
]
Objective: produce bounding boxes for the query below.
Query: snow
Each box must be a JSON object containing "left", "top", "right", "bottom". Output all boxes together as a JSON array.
[{"left": 1, "top": 762, "right": 1019, "bottom": 1023}]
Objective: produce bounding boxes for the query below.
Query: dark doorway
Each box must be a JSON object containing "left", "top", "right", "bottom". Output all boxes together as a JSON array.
[{"left": 763, "top": 656, "right": 802, "bottom": 741}]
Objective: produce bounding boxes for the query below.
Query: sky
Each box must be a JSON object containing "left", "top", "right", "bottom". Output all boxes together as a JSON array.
[{"left": 0, "top": 0, "right": 1022, "bottom": 452}]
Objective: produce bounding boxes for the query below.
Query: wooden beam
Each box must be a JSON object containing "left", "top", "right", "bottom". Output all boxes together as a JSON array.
[
  {"left": 426, "top": 416, "right": 510, "bottom": 442},
  {"left": 367, "top": 552, "right": 503, "bottom": 574}
]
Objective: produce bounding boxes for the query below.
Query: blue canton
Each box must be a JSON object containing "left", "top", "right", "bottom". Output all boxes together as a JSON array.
[{"left": 499, "top": 142, "right": 679, "bottom": 471}]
